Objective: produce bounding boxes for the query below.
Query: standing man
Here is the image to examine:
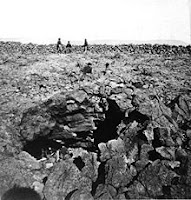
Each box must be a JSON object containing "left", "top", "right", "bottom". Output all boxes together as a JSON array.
[
  {"left": 83, "top": 38, "right": 88, "bottom": 53},
  {"left": 56, "top": 38, "right": 62, "bottom": 53}
]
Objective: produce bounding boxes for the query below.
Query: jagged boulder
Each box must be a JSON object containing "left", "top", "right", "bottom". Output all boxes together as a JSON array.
[
  {"left": 43, "top": 160, "right": 92, "bottom": 200},
  {"left": 19, "top": 90, "right": 106, "bottom": 156}
]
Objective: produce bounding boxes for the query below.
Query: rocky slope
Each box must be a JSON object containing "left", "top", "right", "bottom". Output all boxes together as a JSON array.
[{"left": 0, "top": 42, "right": 191, "bottom": 199}]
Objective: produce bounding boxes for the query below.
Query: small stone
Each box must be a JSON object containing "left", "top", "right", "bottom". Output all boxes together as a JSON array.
[
  {"left": 130, "top": 165, "right": 137, "bottom": 177},
  {"left": 66, "top": 103, "right": 79, "bottom": 112},
  {"left": 143, "top": 84, "right": 149, "bottom": 89},
  {"left": 136, "top": 182, "right": 145, "bottom": 194},
  {"left": 45, "top": 162, "right": 54, "bottom": 169},
  {"left": 33, "top": 172, "right": 47, "bottom": 182},
  {"left": 143, "top": 129, "right": 154, "bottom": 142},
  {"left": 117, "top": 193, "right": 126, "bottom": 200},
  {"left": 110, "top": 81, "right": 119, "bottom": 88},
  {"left": 124, "top": 88, "right": 133, "bottom": 96},
  {"left": 107, "top": 137, "right": 125, "bottom": 154},
  {"left": 164, "top": 160, "right": 180, "bottom": 169},
  {"left": 67, "top": 100, "right": 75, "bottom": 104},
  {"left": 32, "top": 181, "right": 44, "bottom": 194},
  {"left": 186, "top": 129, "right": 191, "bottom": 138},
  {"left": 130, "top": 121, "right": 138, "bottom": 129},
  {"left": 70, "top": 90, "right": 87, "bottom": 103},
  {"left": 135, "top": 160, "right": 150, "bottom": 172},
  {"left": 155, "top": 146, "right": 175, "bottom": 160},
  {"left": 126, "top": 144, "right": 138, "bottom": 165},
  {"left": 69, "top": 190, "right": 94, "bottom": 200},
  {"left": 49, "top": 157, "right": 56, "bottom": 163},
  {"left": 98, "top": 143, "right": 110, "bottom": 161},
  {"left": 176, "top": 136, "right": 183, "bottom": 146}
]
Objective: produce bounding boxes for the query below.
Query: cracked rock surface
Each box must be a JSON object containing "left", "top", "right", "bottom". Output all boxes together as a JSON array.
[{"left": 0, "top": 42, "right": 191, "bottom": 199}]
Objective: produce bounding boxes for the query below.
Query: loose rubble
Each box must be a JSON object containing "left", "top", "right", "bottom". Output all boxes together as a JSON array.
[{"left": 0, "top": 41, "right": 191, "bottom": 199}]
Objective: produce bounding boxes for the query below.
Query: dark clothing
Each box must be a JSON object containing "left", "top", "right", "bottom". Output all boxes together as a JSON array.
[
  {"left": 83, "top": 39, "right": 88, "bottom": 52},
  {"left": 65, "top": 41, "right": 72, "bottom": 53},
  {"left": 57, "top": 40, "right": 62, "bottom": 49},
  {"left": 66, "top": 42, "right": 72, "bottom": 48},
  {"left": 57, "top": 39, "right": 62, "bottom": 53},
  {"left": 84, "top": 39, "right": 88, "bottom": 47}
]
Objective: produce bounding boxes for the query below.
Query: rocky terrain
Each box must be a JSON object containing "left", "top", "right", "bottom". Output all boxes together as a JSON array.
[{"left": 0, "top": 41, "right": 191, "bottom": 199}]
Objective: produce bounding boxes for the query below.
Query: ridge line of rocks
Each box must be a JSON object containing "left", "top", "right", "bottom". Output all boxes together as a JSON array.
[{"left": 0, "top": 41, "right": 191, "bottom": 55}]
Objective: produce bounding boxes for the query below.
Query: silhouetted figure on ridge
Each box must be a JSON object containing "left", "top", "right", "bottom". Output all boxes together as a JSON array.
[
  {"left": 65, "top": 41, "right": 72, "bottom": 53},
  {"left": 83, "top": 38, "right": 88, "bottom": 52},
  {"left": 1, "top": 186, "right": 41, "bottom": 200},
  {"left": 56, "top": 38, "right": 62, "bottom": 53}
]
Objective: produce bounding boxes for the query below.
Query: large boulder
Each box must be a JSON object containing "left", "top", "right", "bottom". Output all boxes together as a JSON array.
[{"left": 43, "top": 160, "right": 92, "bottom": 200}]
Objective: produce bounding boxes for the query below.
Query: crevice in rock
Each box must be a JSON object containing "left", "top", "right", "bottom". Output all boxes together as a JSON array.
[
  {"left": 75, "top": 131, "right": 93, "bottom": 139},
  {"left": 171, "top": 176, "right": 179, "bottom": 185},
  {"left": 125, "top": 110, "right": 150, "bottom": 125},
  {"left": 174, "top": 155, "right": 188, "bottom": 176},
  {"left": 124, "top": 191, "right": 131, "bottom": 199},
  {"left": 148, "top": 150, "right": 163, "bottom": 161},
  {"left": 152, "top": 128, "right": 163, "bottom": 148},
  {"left": 65, "top": 189, "right": 78, "bottom": 200},
  {"left": 126, "top": 162, "right": 151, "bottom": 188},
  {"left": 137, "top": 129, "right": 148, "bottom": 142},
  {"left": 91, "top": 162, "right": 106, "bottom": 196},
  {"left": 62, "top": 138, "right": 95, "bottom": 150},
  {"left": 43, "top": 177, "right": 48, "bottom": 185},
  {"left": 23, "top": 136, "right": 62, "bottom": 159},
  {"left": 73, "top": 156, "right": 85, "bottom": 171},
  {"left": 162, "top": 185, "right": 171, "bottom": 198},
  {"left": 93, "top": 98, "right": 125, "bottom": 145},
  {"left": 180, "top": 121, "right": 190, "bottom": 131},
  {"left": 157, "top": 185, "right": 172, "bottom": 199}
]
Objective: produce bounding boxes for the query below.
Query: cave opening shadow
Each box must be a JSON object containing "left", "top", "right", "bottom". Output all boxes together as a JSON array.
[
  {"left": 23, "top": 136, "right": 62, "bottom": 160},
  {"left": 91, "top": 162, "right": 106, "bottom": 196},
  {"left": 124, "top": 110, "right": 150, "bottom": 125},
  {"left": 93, "top": 98, "right": 125, "bottom": 146}
]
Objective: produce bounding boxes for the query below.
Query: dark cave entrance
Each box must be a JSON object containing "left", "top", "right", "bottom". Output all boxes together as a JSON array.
[
  {"left": 125, "top": 110, "right": 150, "bottom": 125},
  {"left": 148, "top": 150, "right": 163, "bottom": 161},
  {"left": 23, "top": 136, "right": 63, "bottom": 160},
  {"left": 22, "top": 98, "right": 125, "bottom": 159},
  {"left": 93, "top": 98, "right": 125, "bottom": 146}
]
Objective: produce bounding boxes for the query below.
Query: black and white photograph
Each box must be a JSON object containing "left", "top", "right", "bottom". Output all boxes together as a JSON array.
[{"left": 0, "top": 0, "right": 191, "bottom": 199}]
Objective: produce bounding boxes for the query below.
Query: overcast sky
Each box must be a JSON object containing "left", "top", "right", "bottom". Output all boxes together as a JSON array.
[{"left": 0, "top": 0, "right": 190, "bottom": 44}]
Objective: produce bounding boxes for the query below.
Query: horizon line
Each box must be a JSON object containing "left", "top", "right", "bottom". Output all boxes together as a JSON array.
[{"left": 0, "top": 38, "right": 189, "bottom": 46}]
